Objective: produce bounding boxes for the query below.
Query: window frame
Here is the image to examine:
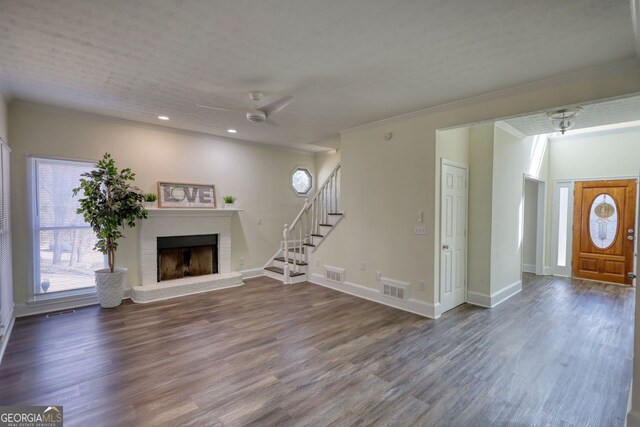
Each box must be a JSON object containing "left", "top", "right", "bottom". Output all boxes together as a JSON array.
[
  {"left": 28, "top": 156, "right": 103, "bottom": 302},
  {"left": 290, "top": 167, "right": 313, "bottom": 197}
]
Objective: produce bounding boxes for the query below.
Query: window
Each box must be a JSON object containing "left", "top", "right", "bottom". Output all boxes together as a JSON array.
[
  {"left": 30, "top": 158, "right": 104, "bottom": 298},
  {"left": 291, "top": 168, "right": 312, "bottom": 195},
  {"left": 557, "top": 187, "right": 569, "bottom": 267}
]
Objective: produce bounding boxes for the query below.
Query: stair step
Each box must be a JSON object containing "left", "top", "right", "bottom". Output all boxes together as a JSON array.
[
  {"left": 303, "top": 243, "right": 316, "bottom": 247},
  {"left": 265, "top": 266, "right": 305, "bottom": 277},
  {"left": 318, "top": 224, "right": 332, "bottom": 227},
  {"left": 288, "top": 247, "right": 306, "bottom": 253},
  {"left": 328, "top": 213, "right": 343, "bottom": 216},
  {"left": 310, "top": 233, "right": 324, "bottom": 237},
  {"left": 274, "top": 257, "right": 308, "bottom": 266}
]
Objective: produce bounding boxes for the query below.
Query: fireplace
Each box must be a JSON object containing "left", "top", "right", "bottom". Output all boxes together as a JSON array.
[{"left": 157, "top": 234, "right": 218, "bottom": 282}]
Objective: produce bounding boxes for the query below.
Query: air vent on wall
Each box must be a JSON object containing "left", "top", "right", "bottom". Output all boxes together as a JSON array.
[
  {"left": 380, "top": 277, "right": 410, "bottom": 301},
  {"left": 325, "top": 265, "right": 345, "bottom": 284}
]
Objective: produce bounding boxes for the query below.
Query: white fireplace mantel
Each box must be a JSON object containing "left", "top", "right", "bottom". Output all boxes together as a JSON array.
[{"left": 131, "top": 208, "right": 243, "bottom": 303}]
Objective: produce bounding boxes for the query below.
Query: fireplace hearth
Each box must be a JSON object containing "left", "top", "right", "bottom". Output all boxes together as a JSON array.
[{"left": 157, "top": 234, "right": 218, "bottom": 282}]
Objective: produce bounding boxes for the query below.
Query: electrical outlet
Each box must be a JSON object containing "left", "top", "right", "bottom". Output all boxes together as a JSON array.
[
  {"left": 414, "top": 225, "right": 426, "bottom": 235},
  {"left": 417, "top": 211, "right": 423, "bottom": 222},
  {"left": 360, "top": 261, "right": 366, "bottom": 271},
  {"left": 239, "top": 257, "right": 245, "bottom": 266},
  {"left": 420, "top": 280, "right": 426, "bottom": 291},
  {"left": 257, "top": 217, "right": 262, "bottom": 225},
  {"left": 375, "top": 271, "right": 381, "bottom": 281}
]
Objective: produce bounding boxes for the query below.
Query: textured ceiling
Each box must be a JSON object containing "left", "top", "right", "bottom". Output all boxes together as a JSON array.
[
  {"left": 503, "top": 95, "right": 640, "bottom": 136},
  {"left": 0, "top": 0, "right": 636, "bottom": 151}
]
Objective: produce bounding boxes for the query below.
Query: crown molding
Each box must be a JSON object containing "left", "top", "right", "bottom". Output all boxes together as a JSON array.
[
  {"left": 494, "top": 121, "right": 527, "bottom": 140},
  {"left": 339, "top": 57, "right": 640, "bottom": 136}
]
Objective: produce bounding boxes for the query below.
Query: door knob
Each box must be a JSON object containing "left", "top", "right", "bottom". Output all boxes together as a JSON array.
[
  {"left": 442, "top": 244, "right": 449, "bottom": 250},
  {"left": 629, "top": 228, "right": 635, "bottom": 234},
  {"left": 628, "top": 236, "right": 634, "bottom": 241}
]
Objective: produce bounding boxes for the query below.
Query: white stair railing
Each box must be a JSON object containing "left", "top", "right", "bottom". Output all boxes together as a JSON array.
[{"left": 279, "top": 163, "right": 341, "bottom": 283}]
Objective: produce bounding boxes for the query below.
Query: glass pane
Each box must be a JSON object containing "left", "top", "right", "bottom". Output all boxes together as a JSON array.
[
  {"left": 292, "top": 169, "right": 312, "bottom": 194},
  {"left": 37, "top": 160, "right": 94, "bottom": 227},
  {"left": 557, "top": 187, "right": 569, "bottom": 267},
  {"left": 36, "top": 229, "right": 102, "bottom": 295},
  {"left": 589, "top": 193, "right": 618, "bottom": 249}
]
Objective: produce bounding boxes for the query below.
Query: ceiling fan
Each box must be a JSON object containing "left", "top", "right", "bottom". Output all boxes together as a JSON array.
[{"left": 197, "top": 91, "right": 294, "bottom": 125}]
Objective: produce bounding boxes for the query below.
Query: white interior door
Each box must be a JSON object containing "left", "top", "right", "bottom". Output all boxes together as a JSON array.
[{"left": 440, "top": 160, "right": 468, "bottom": 313}]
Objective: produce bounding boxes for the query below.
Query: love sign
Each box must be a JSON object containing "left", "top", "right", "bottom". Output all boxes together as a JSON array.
[{"left": 157, "top": 182, "right": 216, "bottom": 208}]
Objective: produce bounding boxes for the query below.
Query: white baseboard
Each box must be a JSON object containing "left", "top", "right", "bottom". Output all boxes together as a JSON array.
[
  {"left": 0, "top": 305, "right": 15, "bottom": 366},
  {"left": 309, "top": 273, "right": 437, "bottom": 319},
  {"left": 522, "top": 263, "right": 535, "bottom": 274},
  {"left": 467, "top": 280, "right": 522, "bottom": 309},
  {"left": 238, "top": 268, "right": 264, "bottom": 280},
  {"left": 15, "top": 293, "right": 100, "bottom": 317}
]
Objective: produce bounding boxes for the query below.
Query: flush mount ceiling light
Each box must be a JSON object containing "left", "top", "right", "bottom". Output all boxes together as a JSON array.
[
  {"left": 227, "top": 129, "right": 237, "bottom": 133},
  {"left": 158, "top": 115, "right": 170, "bottom": 121},
  {"left": 546, "top": 107, "right": 582, "bottom": 135}
]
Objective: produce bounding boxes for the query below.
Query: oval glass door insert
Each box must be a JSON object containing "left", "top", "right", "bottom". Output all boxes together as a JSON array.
[{"left": 589, "top": 193, "right": 618, "bottom": 249}]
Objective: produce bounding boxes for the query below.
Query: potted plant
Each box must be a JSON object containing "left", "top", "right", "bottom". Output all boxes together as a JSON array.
[
  {"left": 223, "top": 195, "right": 237, "bottom": 209},
  {"left": 144, "top": 193, "right": 157, "bottom": 209},
  {"left": 73, "top": 153, "right": 147, "bottom": 308}
]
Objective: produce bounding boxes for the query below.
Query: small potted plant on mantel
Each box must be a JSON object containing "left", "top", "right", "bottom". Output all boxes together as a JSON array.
[
  {"left": 223, "top": 195, "right": 237, "bottom": 209},
  {"left": 73, "top": 153, "right": 147, "bottom": 308},
  {"left": 144, "top": 193, "right": 157, "bottom": 209}
]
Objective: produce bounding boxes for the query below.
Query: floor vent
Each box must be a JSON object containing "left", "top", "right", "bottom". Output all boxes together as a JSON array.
[
  {"left": 46, "top": 310, "right": 76, "bottom": 318},
  {"left": 380, "top": 278, "right": 410, "bottom": 301},
  {"left": 325, "top": 265, "right": 345, "bottom": 284}
]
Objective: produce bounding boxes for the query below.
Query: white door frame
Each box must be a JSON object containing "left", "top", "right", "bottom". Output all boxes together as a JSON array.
[
  {"left": 522, "top": 174, "right": 546, "bottom": 277},
  {"left": 439, "top": 158, "right": 468, "bottom": 312}
]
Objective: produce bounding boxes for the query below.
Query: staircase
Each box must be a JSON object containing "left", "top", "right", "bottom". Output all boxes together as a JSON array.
[{"left": 264, "top": 163, "right": 342, "bottom": 283}]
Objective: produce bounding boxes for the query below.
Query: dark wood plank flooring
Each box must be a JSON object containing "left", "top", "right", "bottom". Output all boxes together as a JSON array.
[{"left": 0, "top": 274, "right": 634, "bottom": 426}]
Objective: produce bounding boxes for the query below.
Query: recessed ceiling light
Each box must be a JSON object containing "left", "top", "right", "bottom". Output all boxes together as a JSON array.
[
  {"left": 158, "top": 115, "right": 170, "bottom": 121},
  {"left": 227, "top": 129, "right": 237, "bottom": 133}
]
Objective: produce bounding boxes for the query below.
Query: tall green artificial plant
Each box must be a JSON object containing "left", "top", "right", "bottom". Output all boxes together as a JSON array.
[{"left": 73, "top": 153, "right": 147, "bottom": 273}]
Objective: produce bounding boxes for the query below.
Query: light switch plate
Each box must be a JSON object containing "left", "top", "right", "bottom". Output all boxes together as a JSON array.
[
  {"left": 360, "top": 261, "right": 366, "bottom": 271},
  {"left": 414, "top": 225, "right": 426, "bottom": 235}
]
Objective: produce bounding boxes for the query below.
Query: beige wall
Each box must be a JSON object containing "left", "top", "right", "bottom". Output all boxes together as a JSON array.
[
  {"left": 9, "top": 101, "right": 316, "bottom": 306},
  {"left": 549, "top": 127, "right": 640, "bottom": 180},
  {"left": 0, "top": 92, "right": 6, "bottom": 143},
  {"left": 467, "top": 124, "right": 494, "bottom": 297},
  {"left": 311, "top": 61, "right": 640, "bottom": 311},
  {"left": 490, "top": 127, "right": 549, "bottom": 294},
  {"left": 523, "top": 180, "right": 538, "bottom": 269},
  {"left": 315, "top": 148, "right": 341, "bottom": 186}
]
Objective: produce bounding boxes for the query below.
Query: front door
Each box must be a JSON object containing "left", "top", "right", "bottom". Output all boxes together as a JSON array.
[
  {"left": 440, "top": 161, "right": 468, "bottom": 312},
  {"left": 572, "top": 179, "right": 637, "bottom": 285}
]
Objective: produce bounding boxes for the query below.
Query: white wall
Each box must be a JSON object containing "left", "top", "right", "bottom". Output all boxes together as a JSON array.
[
  {"left": 9, "top": 101, "right": 316, "bottom": 307},
  {"left": 523, "top": 179, "right": 538, "bottom": 271},
  {"left": 310, "top": 62, "right": 640, "bottom": 315}
]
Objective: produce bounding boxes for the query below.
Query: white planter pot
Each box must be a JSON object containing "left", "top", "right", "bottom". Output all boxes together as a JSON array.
[
  {"left": 145, "top": 201, "right": 156, "bottom": 209},
  {"left": 225, "top": 202, "right": 236, "bottom": 209},
  {"left": 95, "top": 268, "right": 127, "bottom": 308}
]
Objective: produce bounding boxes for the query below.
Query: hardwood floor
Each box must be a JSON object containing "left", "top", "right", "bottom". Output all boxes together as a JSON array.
[{"left": 0, "top": 274, "right": 634, "bottom": 426}]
